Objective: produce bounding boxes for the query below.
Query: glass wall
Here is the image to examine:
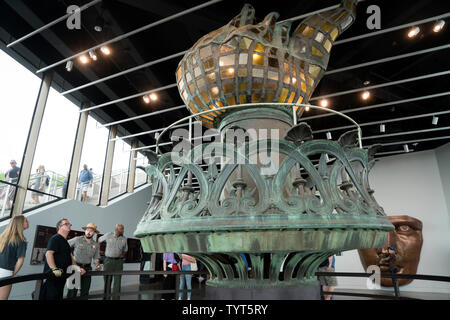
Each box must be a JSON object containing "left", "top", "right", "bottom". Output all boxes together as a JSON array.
[
  {"left": 78, "top": 116, "right": 109, "bottom": 205},
  {"left": 134, "top": 152, "right": 149, "bottom": 188},
  {"left": 108, "top": 138, "right": 131, "bottom": 200},
  {"left": 24, "top": 88, "right": 79, "bottom": 211},
  {"left": 0, "top": 50, "right": 42, "bottom": 219}
]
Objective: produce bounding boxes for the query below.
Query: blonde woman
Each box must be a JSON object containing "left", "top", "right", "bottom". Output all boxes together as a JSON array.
[{"left": 0, "top": 215, "right": 29, "bottom": 300}]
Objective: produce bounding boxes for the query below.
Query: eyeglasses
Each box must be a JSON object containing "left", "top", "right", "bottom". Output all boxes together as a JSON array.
[{"left": 61, "top": 223, "right": 72, "bottom": 227}]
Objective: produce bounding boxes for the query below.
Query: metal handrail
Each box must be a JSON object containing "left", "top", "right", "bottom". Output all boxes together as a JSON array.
[{"left": 1, "top": 269, "right": 448, "bottom": 300}]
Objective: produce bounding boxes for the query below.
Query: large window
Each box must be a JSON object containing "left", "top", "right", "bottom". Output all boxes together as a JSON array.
[
  {"left": 134, "top": 152, "right": 149, "bottom": 188},
  {"left": 0, "top": 50, "right": 42, "bottom": 218},
  {"left": 108, "top": 138, "right": 131, "bottom": 200},
  {"left": 24, "top": 88, "right": 79, "bottom": 211},
  {"left": 78, "top": 116, "right": 109, "bottom": 205}
]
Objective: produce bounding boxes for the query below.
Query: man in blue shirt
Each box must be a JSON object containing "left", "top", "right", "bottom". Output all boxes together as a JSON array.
[{"left": 78, "top": 164, "right": 93, "bottom": 202}]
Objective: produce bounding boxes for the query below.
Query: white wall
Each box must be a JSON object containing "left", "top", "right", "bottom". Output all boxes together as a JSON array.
[
  {"left": 335, "top": 146, "right": 450, "bottom": 293},
  {"left": 0, "top": 185, "right": 152, "bottom": 300}
]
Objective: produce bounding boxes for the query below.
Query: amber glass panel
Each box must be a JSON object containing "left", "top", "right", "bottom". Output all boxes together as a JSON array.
[
  {"left": 199, "top": 46, "right": 212, "bottom": 58},
  {"left": 200, "top": 91, "right": 210, "bottom": 104},
  {"left": 220, "top": 45, "right": 234, "bottom": 53},
  {"left": 308, "top": 76, "right": 315, "bottom": 87},
  {"left": 267, "top": 81, "right": 277, "bottom": 90},
  {"left": 287, "top": 92, "right": 296, "bottom": 103},
  {"left": 219, "top": 54, "right": 235, "bottom": 66},
  {"left": 203, "top": 58, "right": 215, "bottom": 72},
  {"left": 220, "top": 68, "right": 235, "bottom": 79},
  {"left": 207, "top": 105, "right": 219, "bottom": 116},
  {"left": 301, "top": 82, "right": 306, "bottom": 92},
  {"left": 252, "top": 53, "right": 264, "bottom": 66},
  {"left": 251, "top": 93, "right": 261, "bottom": 102},
  {"left": 188, "top": 102, "right": 198, "bottom": 114},
  {"left": 238, "top": 68, "right": 247, "bottom": 77},
  {"left": 330, "top": 28, "right": 339, "bottom": 40},
  {"left": 268, "top": 70, "right": 278, "bottom": 81},
  {"left": 201, "top": 119, "right": 214, "bottom": 128},
  {"left": 252, "top": 82, "right": 263, "bottom": 90},
  {"left": 254, "top": 43, "right": 266, "bottom": 53},
  {"left": 240, "top": 37, "right": 252, "bottom": 49},
  {"left": 239, "top": 53, "right": 248, "bottom": 64},
  {"left": 179, "top": 78, "right": 185, "bottom": 90},
  {"left": 194, "top": 67, "right": 201, "bottom": 77},
  {"left": 292, "top": 77, "right": 297, "bottom": 85},
  {"left": 283, "top": 74, "right": 290, "bottom": 84},
  {"left": 309, "top": 64, "right": 321, "bottom": 77},
  {"left": 200, "top": 113, "right": 215, "bottom": 121},
  {"left": 302, "top": 26, "right": 315, "bottom": 38},
  {"left": 264, "top": 93, "right": 275, "bottom": 102},
  {"left": 321, "top": 22, "right": 333, "bottom": 32},
  {"left": 296, "top": 24, "right": 306, "bottom": 34},
  {"left": 176, "top": 68, "right": 182, "bottom": 81},
  {"left": 215, "top": 100, "right": 224, "bottom": 108},
  {"left": 312, "top": 46, "right": 324, "bottom": 56},
  {"left": 315, "top": 32, "right": 325, "bottom": 43},
  {"left": 186, "top": 72, "right": 192, "bottom": 82},
  {"left": 332, "top": 11, "right": 347, "bottom": 22},
  {"left": 209, "top": 86, "right": 220, "bottom": 99},
  {"left": 299, "top": 72, "right": 306, "bottom": 81},
  {"left": 284, "top": 62, "right": 289, "bottom": 72},
  {"left": 226, "top": 96, "right": 236, "bottom": 105},
  {"left": 222, "top": 83, "right": 234, "bottom": 94},
  {"left": 278, "top": 88, "right": 289, "bottom": 102},
  {"left": 196, "top": 78, "right": 205, "bottom": 89},
  {"left": 238, "top": 82, "right": 246, "bottom": 92},
  {"left": 252, "top": 68, "right": 264, "bottom": 77},
  {"left": 194, "top": 96, "right": 204, "bottom": 108},
  {"left": 206, "top": 72, "right": 216, "bottom": 83},
  {"left": 239, "top": 94, "right": 247, "bottom": 104},
  {"left": 182, "top": 90, "right": 188, "bottom": 100},
  {"left": 188, "top": 84, "right": 195, "bottom": 94},
  {"left": 296, "top": 96, "right": 304, "bottom": 105},
  {"left": 324, "top": 40, "right": 332, "bottom": 52}
]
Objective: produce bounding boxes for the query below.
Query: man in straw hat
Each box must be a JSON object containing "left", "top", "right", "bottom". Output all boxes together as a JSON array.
[{"left": 66, "top": 222, "right": 101, "bottom": 299}]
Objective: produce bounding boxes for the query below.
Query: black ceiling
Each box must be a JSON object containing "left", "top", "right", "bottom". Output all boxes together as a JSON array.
[{"left": 0, "top": 0, "right": 449, "bottom": 156}]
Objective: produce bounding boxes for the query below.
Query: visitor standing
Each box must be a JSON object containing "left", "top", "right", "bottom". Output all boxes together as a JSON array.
[
  {"left": 178, "top": 254, "right": 196, "bottom": 300},
  {"left": 0, "top": 215, "right": 29, "bottom": 300},
  {"left": 78, "top": 164, "right": 93, "bottom": 202}
]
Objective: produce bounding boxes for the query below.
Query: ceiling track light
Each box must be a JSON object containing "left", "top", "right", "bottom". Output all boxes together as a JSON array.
[
  {"left": 433, "top": 20, "right": 445, "bottom": 32},
  {"left": 432, "top": 116, "right": 439, "bottom": 125},
  {"left": 89, "top": 50, "right": 97, "bottom": 61},
  {"left": 65, "top": 60, "right": 73, "bottom": 72},
  {"left": 380, "top": 124, "right": 385, "bottom": 133},
  {"left": 100, "top": 46, "right": 111, "bottom": 55},
  {"left": 362, "top": 90, "right": 370, "bottom": 100},
  {"left": 305, "top": 106, "right": 310, "bottom": 111},
  {"left": 326, "top": 132, "right": 332, "bottom": 140},
  {"left": 320, "top": 99, "right": 328, "bottom": 108},
  {"left": 79, "top": 54, "right": 89, "bottom": 64},
  {"left": 143, "top": 95, "right": 150, "bottom": 104},
  {"left": 403, "top": 144, "right": 410, "bottom": 153},
  {"left": 408, "top": 26, "right": 420, "bottom": 38},
  {"left": 149, "top": 93, "right": 158, "bottom": 101}
]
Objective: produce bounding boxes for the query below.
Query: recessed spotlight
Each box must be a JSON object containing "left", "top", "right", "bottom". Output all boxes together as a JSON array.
[
  {"left": 363, "top": 80, "right": 370, "bottom": 86},
  {"left": 320, "top": 99, "right": 328, "bottom": 108},
  {"left": 89, "top": 50, "right": 97, "bottom": 61},
  {"left": 408, "top": 26, "right": 420, "bottom": 38},
  {"left": 65, "top": 60, "right": 73, "bottom": 72},
  {"left": 292, "top": 77, "right": 297, "bottom": 84},
  {"left": 143, "top": 95, "right": 150, "bottom": 103},
  {"left": 305, "top": 106, "right": 310, "bottom": 111},
  {"left": 326, "top": 132, "right": 332, "bottom": 140},
  {"left": 228, "top": 68, "right": 234, "bottom": 74},
  {"left": 432, "top": 116, "right": 439, "bottom": 125},
  {"left": 94, "top": 25, "right": 103, "bottom": 32},
  {"left": 149, "top": 93, "right": 157, "bottom": 101},
  {"left": 433, "top": 20, "right": 445, "bottom": 32},
  {"left": 100, "top": 46, "right": 111, "bottom": 55},
  {"left": 362, "top": 91, "right": 370, "bottom": 100},
  {"left": 79, "top": 55, "right": 89, "bottom": 64}
]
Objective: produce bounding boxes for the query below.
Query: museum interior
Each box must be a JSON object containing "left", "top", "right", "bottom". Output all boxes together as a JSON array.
[{"left": 0, "top": 0, "right": 449, "bottom": 301}]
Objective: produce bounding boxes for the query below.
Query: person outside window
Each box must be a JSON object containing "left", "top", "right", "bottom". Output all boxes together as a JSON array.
[
  {"left": 30, "top": 165, "right": 48, "bottom": 204},
  {"left": 78, "top": 164, "right": 93, "bottom": 202},
  {"left": 0, "top": 160, "right": 20, "bottom": 210}
]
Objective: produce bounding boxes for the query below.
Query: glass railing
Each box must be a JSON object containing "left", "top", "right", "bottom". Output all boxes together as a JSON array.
[{"left": 108, "top": 169, "right": 130, "bottom": 200}]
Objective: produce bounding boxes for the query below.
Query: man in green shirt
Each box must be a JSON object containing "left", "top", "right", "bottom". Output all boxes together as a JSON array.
[{"left": 98, "top": 224, "right": 128, "bottom": 300}]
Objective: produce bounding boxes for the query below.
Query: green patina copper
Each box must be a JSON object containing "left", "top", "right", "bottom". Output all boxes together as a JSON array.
[{"left": 134, "top": 0, "right": 394, "bottom": 288}]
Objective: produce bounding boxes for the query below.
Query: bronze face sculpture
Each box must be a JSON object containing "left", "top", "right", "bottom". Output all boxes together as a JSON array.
[{"left": 358, "top": 215, "right": 423, "bottom": 286}]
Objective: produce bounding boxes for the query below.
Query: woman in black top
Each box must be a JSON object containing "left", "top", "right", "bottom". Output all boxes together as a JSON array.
[{"left": 0, "top": 215, "right": 29, "bottom": 300}]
